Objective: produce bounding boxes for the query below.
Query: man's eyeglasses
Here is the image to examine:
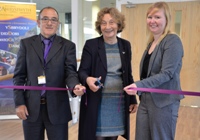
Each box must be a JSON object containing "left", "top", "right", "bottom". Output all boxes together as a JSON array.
[{"left": 40, "top": 17, "right": 59, "bottom": 24}]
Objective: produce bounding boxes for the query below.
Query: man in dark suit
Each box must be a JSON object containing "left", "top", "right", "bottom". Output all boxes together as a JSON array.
[{"left": 13, "top": 6, "right": 85, "bottom": 140}]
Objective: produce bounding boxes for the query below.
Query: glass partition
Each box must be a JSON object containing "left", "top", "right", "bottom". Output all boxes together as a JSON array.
[{"left": 175, "top": 10, "right": 182, "bottom": 36}]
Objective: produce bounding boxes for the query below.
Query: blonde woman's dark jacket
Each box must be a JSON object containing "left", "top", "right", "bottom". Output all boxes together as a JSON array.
[{"left": 136, "top": 34, "right": 184, "bottom": 108}]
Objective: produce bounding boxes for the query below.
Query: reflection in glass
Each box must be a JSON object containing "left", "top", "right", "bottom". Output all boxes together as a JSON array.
[{"left": 175, "top": 10, "right": 182, "bottom": 36}]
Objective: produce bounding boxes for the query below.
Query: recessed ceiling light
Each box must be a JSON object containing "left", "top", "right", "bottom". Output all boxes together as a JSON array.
[{"left": 85, "top": 0, "right": 97, "bottom": 1}]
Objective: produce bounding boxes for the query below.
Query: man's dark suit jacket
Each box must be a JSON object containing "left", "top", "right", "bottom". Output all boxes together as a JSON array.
[{"left": 13, "top": 34, "right": 79, "bottom": 124}]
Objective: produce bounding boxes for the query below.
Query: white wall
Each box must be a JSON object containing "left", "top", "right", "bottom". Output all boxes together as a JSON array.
[{"left": 116, "top": 0, "right": 198, "bottom": 11}]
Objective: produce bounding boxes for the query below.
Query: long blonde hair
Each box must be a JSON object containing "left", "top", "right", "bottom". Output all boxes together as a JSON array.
[{"left": 146, "top": 2, "right": 173, "bottom": 45}]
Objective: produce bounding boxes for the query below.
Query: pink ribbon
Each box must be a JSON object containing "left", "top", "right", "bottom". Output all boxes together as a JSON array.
[
  {"left": 129, "top": 87, "right": 200, "bottom": 96},
  {"left": 0, "top": 85, "right": 200, "bottom": 96},
  {"left": 0, "top": 85, "right": 72, "bottom": 91}
]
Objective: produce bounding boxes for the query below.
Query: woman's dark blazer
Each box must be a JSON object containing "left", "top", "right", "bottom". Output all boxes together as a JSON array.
[{"left": 78, "top": 36, "right": 137, "bottom": 140}]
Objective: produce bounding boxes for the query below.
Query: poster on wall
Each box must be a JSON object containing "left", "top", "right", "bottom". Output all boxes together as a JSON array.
[{"left": 0, "top": 1, "right": 37, "bottom": 116}]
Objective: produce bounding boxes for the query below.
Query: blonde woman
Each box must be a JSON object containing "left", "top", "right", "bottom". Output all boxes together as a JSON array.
[{"left": 124, "top": 2, "right": 184, "bottom": 140}]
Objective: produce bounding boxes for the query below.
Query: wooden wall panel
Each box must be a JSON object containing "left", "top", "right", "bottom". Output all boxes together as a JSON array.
[
  {"left": 121, "top": 4, "right": 150, "bottom": 81},
  {"left": 121, "top": 1, "right": 200, "bottom": 106}
]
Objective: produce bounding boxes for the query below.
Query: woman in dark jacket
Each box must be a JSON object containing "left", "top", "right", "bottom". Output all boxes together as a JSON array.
[{"left": 78, "top": 7, "right": 137, "bottom": 140}]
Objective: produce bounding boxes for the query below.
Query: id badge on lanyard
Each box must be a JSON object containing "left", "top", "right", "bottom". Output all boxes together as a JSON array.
[{"left": 38, "top": 70, "right": 46, "bottom": 84}]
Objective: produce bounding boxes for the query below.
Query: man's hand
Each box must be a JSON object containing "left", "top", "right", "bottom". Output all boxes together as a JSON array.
[
  {"left": 16, "top": 105, "right": 29, "bottom": 120},
  {"left": 73, "top": 84, "right": 86, "bottom": 96}
]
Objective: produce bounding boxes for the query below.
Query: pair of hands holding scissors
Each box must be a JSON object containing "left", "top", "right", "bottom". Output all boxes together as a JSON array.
[
  {"left": 86, "top": 76, "right": 137, "bottom": 113},
  {"left": 86, "top": 76, "right": 137, "bottom": 95},
  {"left": 86, "top": 76, "right": 103, "bottom": 92}
]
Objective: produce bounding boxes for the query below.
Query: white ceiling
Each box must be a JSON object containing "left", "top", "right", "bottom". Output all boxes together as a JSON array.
[{"left": 3, "top": 0, "right": 116, "bottom": 13}]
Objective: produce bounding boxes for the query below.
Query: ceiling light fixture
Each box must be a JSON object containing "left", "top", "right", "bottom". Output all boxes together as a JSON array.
[
  {"left": 126, "top": 1, "right": 136, "bottom": 8},
  {"left": 85, "top": 0, "right": 97, "bottom": 1}
]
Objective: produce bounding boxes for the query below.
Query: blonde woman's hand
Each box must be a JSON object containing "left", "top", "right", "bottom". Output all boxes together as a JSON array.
[{"left": 124, "top": 83, "right": 137, "bottom": 95}]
